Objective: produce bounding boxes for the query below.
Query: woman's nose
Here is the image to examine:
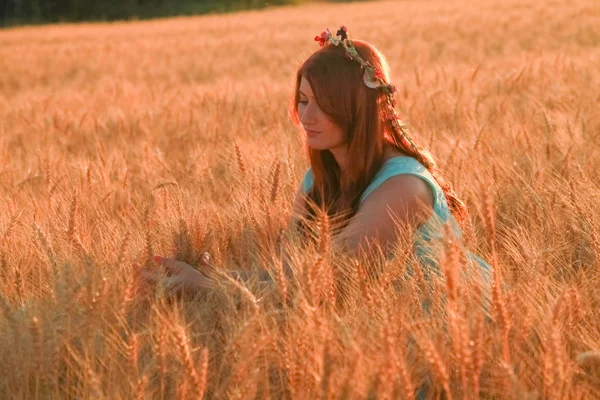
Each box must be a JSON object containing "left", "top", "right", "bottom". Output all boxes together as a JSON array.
[{"left": 300, "top": 103, "right": 316, "bottom": 125}]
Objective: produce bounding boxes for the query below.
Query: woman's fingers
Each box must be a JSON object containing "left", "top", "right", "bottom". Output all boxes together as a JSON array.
[
  {"left": 136, "top": 257, "right": 215, "bottom": 296},
  {"left": 154, "top": 256, "right": 190, "bottom": 274}
]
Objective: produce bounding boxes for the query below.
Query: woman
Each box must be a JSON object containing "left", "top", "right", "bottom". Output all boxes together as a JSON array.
[{"left": 138, "top": 26, "right": 489, "bottom": 295}]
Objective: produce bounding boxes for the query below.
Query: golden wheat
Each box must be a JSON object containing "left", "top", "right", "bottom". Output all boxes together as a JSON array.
[{"left": 0, "top": 0, "right": 599, "bottom": 398}]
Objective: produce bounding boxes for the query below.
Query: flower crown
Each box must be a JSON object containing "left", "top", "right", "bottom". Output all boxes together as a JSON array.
[{"left": 313, "top": 26, "right": 421, "bottom": 155}]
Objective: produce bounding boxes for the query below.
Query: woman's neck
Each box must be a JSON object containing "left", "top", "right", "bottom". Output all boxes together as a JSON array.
[
  {"left": 329, "top": 143, "right": 410, "bottom": 171},
  {"left": 329, "top": 145, "right": 350, "bottom": 170}
]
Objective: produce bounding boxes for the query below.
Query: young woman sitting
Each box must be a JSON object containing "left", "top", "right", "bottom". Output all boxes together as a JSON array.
[{"left": 137, "top": 26, "right": 490, "bottom": 296}]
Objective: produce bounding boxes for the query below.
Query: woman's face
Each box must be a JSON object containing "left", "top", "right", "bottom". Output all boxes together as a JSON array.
[{"left": 297, "top": 76, "right": 347, "bottom": 151}]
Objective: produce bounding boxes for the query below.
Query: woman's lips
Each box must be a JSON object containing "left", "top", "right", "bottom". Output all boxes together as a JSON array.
[{"left": 305, "top": 129, "right": 320, "bottom": 137}]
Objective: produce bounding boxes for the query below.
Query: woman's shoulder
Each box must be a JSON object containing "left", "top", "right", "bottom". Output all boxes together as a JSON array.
[
  {"left": 361, "top": 173, "right": 434, "bottom": 210},
  {"left": 360, "top": 154, "right": 440, "bottom": 209}
]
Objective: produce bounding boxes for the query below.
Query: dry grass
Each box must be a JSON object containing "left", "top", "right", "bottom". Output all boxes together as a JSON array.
[{"left": 1, "top": 0, "right": 600, "bottom": 398}]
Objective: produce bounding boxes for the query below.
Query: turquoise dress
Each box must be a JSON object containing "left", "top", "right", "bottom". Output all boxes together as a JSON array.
[{"left": 300, "top": 156, "right": 491, "bottom": 275}]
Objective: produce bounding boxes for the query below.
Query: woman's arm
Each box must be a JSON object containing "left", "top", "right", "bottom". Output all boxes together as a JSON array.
[
  {"left": 334, "top": 175, "right": 434, "bottom": 257},
  {"left": 229, "top": 185, "right": 305, "bottom": 285},
  {"left": 141, "top": 186, "right": 306, "bottom": 294}
]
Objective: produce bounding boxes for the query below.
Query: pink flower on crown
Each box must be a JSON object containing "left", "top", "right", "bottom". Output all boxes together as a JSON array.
[{"left": 314, "top": 30, "right": 331, "bottom": 47}]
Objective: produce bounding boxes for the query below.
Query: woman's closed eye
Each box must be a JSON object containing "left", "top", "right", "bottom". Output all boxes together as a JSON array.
[{"left": 298, "top": 99, "right": 308, "bottom": 105}]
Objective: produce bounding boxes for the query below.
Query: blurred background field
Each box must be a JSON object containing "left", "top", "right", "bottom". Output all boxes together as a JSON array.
[
  {"left": 0, "top": 0, "right": 600, "bottom": 398},
  {"left": 1, "top": 0, "right": 364, "bottom": 26},
  {"left": 0, "top": 0, "right": 360, "bottom": 26}
]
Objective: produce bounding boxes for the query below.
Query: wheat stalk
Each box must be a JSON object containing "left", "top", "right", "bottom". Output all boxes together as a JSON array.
[
  {"left": 155, "top": 323, "right": 169, "bottom": 400},
  {"left": 482, "top": 184, "right": 511, "bottom": 364},
  {"left": 67, "top": 189, "right": 80, "bottom": 245},
  {"left": 129, "top": 333, "right": 140, "bottom": 376},
  {"left": 135, "top": 375, "right": 148, "bottom": 400},
  {"left": 270, "top": 158, "right": 282, "bottom": 203},
  {"left": 1, "top": 209, "right": 20, "bottom": 243},
  {"left": 34, "top": 223, "right": 58, "bottom": 271},
  {"left": 234, "top": 142, "right": 247, "bottom": 176},
  {"left": 174, "top": 326, "right": 205, "bottom": 398},
  {"left": 417, "top": 333, "right": 453, "bottom": 400}
]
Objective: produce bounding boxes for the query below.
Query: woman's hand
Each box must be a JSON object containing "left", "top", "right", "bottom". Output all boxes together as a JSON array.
[{"left": 134, "top": 254, "right": 215, "bottom": 297}]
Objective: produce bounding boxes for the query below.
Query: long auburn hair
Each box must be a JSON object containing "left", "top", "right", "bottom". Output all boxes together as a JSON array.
[{"left": 289, "top": 40, "right": 467, "bottom": 232}]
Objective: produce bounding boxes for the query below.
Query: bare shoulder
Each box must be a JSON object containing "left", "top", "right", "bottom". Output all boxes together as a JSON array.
[
  {"left": 333, "top": 173, "right": 436, "bottom": 255},
  {"left": 358, "top": 174, "right": 434, "bottom": 223},
  {"left": 370, "top": 175, "right": 433, "bottom": 203}
]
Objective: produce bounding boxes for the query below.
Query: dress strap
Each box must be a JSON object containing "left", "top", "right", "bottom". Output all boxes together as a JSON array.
[{"left": 301, "top": 167, "right": 314, "bottom": 194}]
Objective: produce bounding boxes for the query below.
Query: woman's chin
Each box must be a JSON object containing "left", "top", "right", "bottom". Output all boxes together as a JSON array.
[{"left": 306, "top": 138, "right": 328, "bottom": 150}]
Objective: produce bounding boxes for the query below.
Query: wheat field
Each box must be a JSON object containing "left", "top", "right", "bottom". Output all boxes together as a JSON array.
[{"left": 0, "top": 0, "right": 599, "bottom": 398}]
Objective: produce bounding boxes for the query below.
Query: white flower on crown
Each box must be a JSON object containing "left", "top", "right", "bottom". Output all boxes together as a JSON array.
[{"left": 363, "top": 69, "right": 381, "bottom": 89}]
